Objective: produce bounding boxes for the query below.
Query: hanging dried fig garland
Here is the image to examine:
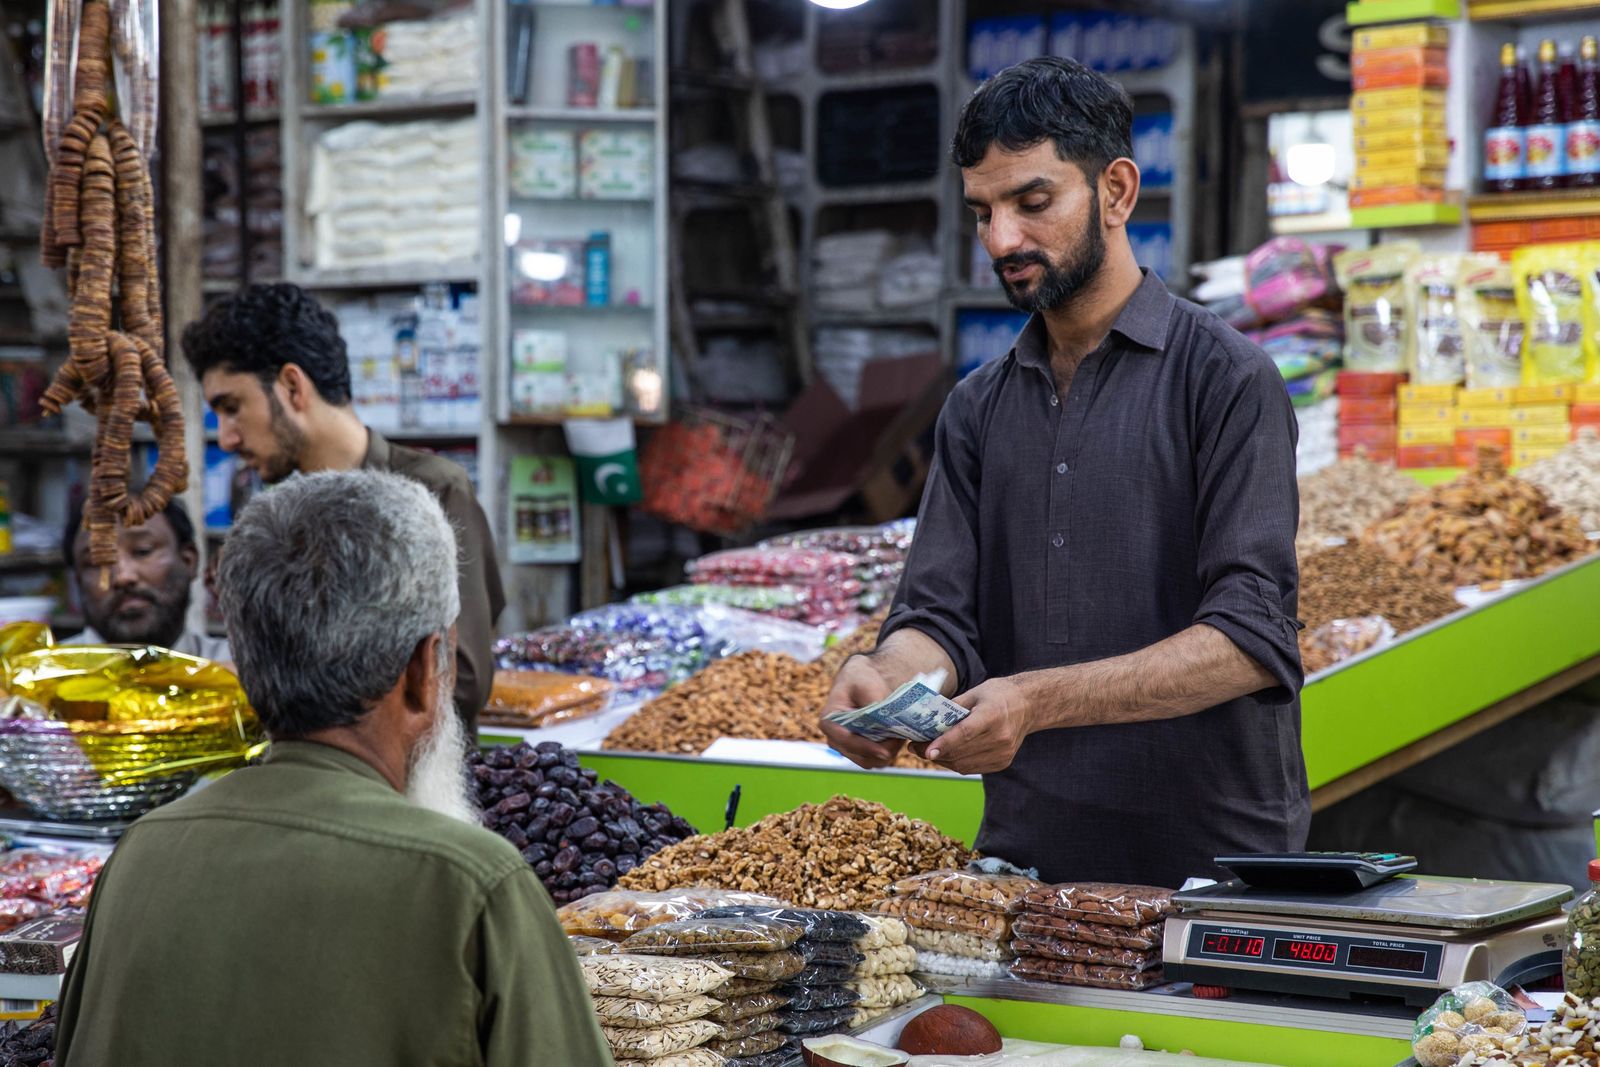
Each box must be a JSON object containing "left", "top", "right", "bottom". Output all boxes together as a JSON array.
[{"left": 38, "top": 0, "right": 186, "bottom": 571}]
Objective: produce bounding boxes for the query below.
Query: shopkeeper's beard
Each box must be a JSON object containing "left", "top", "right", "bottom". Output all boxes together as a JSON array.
[
  {"left": 993, "top": 195, "right": 1106, "bottom": 314},
  {"left": 255, "top": 390, "right": 309, "bottom": 485},
  {"left": 405, "top": 682, "right": 477, "bottom": 824}
]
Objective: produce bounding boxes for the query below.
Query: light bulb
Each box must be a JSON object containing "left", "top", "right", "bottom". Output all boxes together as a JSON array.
[
  {"left": 1285, "top": 142, "right": 1336, "bottom": 187},
  {"left": 808, "top": 0, "right": 871, "bottom": 8}
]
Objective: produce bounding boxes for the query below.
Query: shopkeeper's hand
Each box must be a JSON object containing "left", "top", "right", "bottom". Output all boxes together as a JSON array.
[
  {"left": 819, "top": 654, "right": 906, "bottom": 769},
  {"left": 917, "top": 677, "right": 1032, "bottom": 775}
]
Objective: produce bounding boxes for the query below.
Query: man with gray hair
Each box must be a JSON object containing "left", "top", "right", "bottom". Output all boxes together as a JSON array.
[{"left": 53, "top": 470, "right": 612, "bottom": 1066}]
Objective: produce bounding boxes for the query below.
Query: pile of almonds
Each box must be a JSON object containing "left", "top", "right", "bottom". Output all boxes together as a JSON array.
[
  {"left": 1361, "top": 447, "right": 1595, "bottom": 590},
  {"left": 618, "top": 796, "right": 974, "bottom": 910},
  {"left": 1297, "top": 455, "right": 1423, "bottom": 556}
]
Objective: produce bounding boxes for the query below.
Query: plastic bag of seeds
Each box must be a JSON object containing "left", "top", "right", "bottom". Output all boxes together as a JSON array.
[
  {"left": 1010, "top": 957, "right": 1167, "bottom": 990},
  {"left": 569, "top": 935, "right": 618, "bottom": 956},
  {"left": 1010, "top": 934, "right": 1160, "bottom": 971},
  {"left": 697, "top": 949, "right": 807, "bottom": 982},
  {"left": 708, "top": 991, "right": 789, "bottom": 1024},
  {"left": 905, "top": 927, "right": 1012, "bottom": 962},
  {"left": 785, "top": 962, "right": 854, "bottom": 987},
  {"left": 603, "top": 1019, "right": 723, "bottom": 1058},
  {"left": 873, "top": 897, "right": 1011, "bottom": 940},
  {"left": 796, "top": 940, "right": 865, "bottom": 967},
  {"left": 854, "top": 944, "right": 917, "bottom": 977},
  {"left": 1010, "top": 913, "right": 1163, "bottom": 951},
  {"left": 622, "top": 917, "right": 805, "bottom": 955},
  {"left": 778, "top": 1005, "right": 857, "bottom": 1035},
  {"left": 846, "top": 974, "right": 924, "bottom": 1009},
  {"left": 888, "top": 870, "right": 1043, "bottom": 913},
  {"left": 777, "top": 983, "right": 860, "bottom": 1012},
  {"left": 716, "top": 1011, "right": 783, "bottom": 1042},
  {"left": 562, "top": 889, "right": 784, "bottom": 939},
  {"left": 719, "top": 977, "right": 781, "bottom": 997},
  {"left": 695, "top": 905, "right": 870, "bottom": 943},
  {"left": 707, "top": 1030, "right": 788, "bottom": 1059},
  {"left": 1411, "top": 982, "right": 1528, "bottom": 1067},
  {"left": 854, "top": 914, "right": 909, "bottom": 951},
  {"left": 593, "top": 994, "right": 724, "bottom": 1028},
  {"left": 1019, "top": 883, "right": 1176, "bottom": 928},
  {"left": 582, "top": 954, "right": 734, "bottom": 1001},
  {"left": 615, "top": 1050, "right": 727, "bottom": 1067}
]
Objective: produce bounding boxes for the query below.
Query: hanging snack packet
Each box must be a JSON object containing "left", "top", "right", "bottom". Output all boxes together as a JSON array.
[
  {"left": 1514, "top": 243, "right": 1587, "bottom": 385},
  {"left": 1459, "top": 259, "right": 1524, "bottom": 389},
  {"left": 1335, "top": 242, "right": 1420, "bottom": 372},
  {"left": 1408, "top": 253, "right": 1497, "bottom": 385}
]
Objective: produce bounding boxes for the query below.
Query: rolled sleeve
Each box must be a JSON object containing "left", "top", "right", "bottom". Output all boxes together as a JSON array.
[
  {"left": 1190, "top": 354, "right": 1303, "bottom": 704},
  {"left": 880, "top": 388, "right": 986, "bottom": 691}
]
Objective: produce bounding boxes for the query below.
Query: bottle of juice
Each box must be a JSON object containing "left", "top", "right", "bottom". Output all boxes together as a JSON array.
[
  {"left": 1528, "top": 39, "right": 1566, "bottom": 189},
  {"left": 1570, "top": 36, "right": 1600, "bottom": 188},
  {"left": 1486, "top": 42, "right": 1528, "bottom": 192}
]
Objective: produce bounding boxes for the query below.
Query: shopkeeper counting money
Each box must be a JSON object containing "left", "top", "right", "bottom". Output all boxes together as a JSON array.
[{"left": 820, "top": 57, "right": 1307, "bottom": 889}]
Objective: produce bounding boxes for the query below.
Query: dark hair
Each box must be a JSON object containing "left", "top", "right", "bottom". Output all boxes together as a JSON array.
[
  {"left": 950, "top": 56, "right": 1134, "bottom": 178},
  {"left": 180, "top": 282, "right": 352, "bottom": 405},
  {"left": 63, "top": 495, "right": 196, "bottom": 560}
]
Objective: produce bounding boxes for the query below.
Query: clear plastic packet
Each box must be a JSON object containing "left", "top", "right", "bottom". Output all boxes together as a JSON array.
[
  {"left": 1335, "top": 242, "right": 1420, "bottom": 372},
  {"left": 719, "top": 977, "right": 780, "bottom": 998},
  {"left": 1301, "top": 616, "right": 1396, "bottom": 675},
  {"left": 912, "top": 950, "right": 1011, "bottom": 979},
  {"left": 758, "top": 525, "right": 914, "bottom": 561},
  {"left": 778, "top": 1005, "right": 857, "bottom": 1035},
  {"left": 1515, "top": 243, "right": 1588, "bottom": 385},
  {"left": 694, "top": 604, "right": 831, "bottom": 664},
  {"left": 1010, "top": 934, "right": 1161, "bottom": 972},
  {"left": 694, "top": 905, "right": 870, "bottom": 944},
  {"left": 482, "top": 669, "right": 613, "bottom": 728},
  {"left": 1411, "top": 981, "right": 1528, "bottom": 1067},
  {"left": 615, "top": 1051, "right": 726, "bottom": 1067},
  {"left": 887, "top": 870, "right": 1043, "bottom": 914},
  {"left": 593, "top": 994, "right": 724, "bottom": 1028},
  {"left": 604, "top": 1019, "right": 723, "bottom": 1059},
  {"left": 1408, "top": 254, "right": 1498, "bottom": 385},
  {"left": 854, "top": 915, "right": 909, "bottom": 951},
  {"left": 716, "top": 1010, "right": 783, "bottom": 1042},
  {"left": 1459, "top": 259, "right": 1525, "bottom": 389},
  {"left": 569, "top": 935, "right": 618, "bottom": 957},
  {"left": 561, "top": 890, "right": 785, "bottom": 940},
  {"left": 622, "top": 918, "right": 805, "bottom": 955},
  {"left": 1009, "top": 914, "right": 1163, "bottom": 951},
  {"left": 1009, "top": 957, "right": 1167, "bottom": 991},
  {"left": 853, "top": 944, "right": 917, "bottom": 977},
  {"left": 697, "top": 949, "right": 806, "bottom": 982},
  {"left": 873, "top": 897, "right": 1011, "bottom": 940},
  {"left": 686, "top": 547, "right": 859, "bottom": 586},
  {"left": 707, "top": 1030, "right": 788, "bottom": 1060},
  {"left": 581, "top": 954, "right": 734, "bottom": 1002},
  {"left": 1019, "top": 884, "right": 1177, "bottom": 928},
  {"left": 708, "top": 992, "right": 789, "bottom": 1025},
  {"left": 796, "top": 941, "right": 865, "bottom": 967},
  {"left": 785, "top": 962, "right": 854, "bottom": 987},
  {"left": 905, "top": 927, "right": 1012, "bottom": 962},
  {"left": 846, "top": 974, "right": 924, "bottom": 1010},
  {"left": 778, "top": 983, "right": 860, "bottom": 1012},
  {"left": 494, "top": 604, "right": 731, "bottom": 692}
]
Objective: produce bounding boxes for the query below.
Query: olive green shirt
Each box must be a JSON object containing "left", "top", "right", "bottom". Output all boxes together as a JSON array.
[
  {"left": 56, "top": 741, "right": 612, "bottom": 1067},
  {"left": 363, "top": 429, "right": 507, "bottom": 733}
]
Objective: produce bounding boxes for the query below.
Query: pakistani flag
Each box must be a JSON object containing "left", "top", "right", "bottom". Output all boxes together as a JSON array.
[{"left": 563, "top": 417, "right": 642, "bottom": 506}]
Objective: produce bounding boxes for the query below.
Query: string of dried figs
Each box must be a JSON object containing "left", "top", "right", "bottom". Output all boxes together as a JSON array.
[{"left": 37, "top": 0, "right": 187, "bottom": 571}]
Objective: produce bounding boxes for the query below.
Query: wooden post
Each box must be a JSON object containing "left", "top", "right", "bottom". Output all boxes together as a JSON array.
[{"left": 159, "top": 0, "right": 209, "bottom": 636}]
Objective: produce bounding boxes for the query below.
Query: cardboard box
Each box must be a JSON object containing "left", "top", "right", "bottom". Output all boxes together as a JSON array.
[
  {"left": 509, "top": 129, "right": 577, "bottom": 199},
  {"left": 1397, "top": 443, "right": 1457, "bottom": 468},
  {"left": 1356, "top": 145, "right": 1452, "bottom": 171},
  {"left": 1456, "top": 427, "right": 1513, "bottom": 450},
  {"left": 1457, "top": 406, "right": 1514, "bottom": 427},
  {"left": 1351, "top": 165, "right": 1447, "bottom": 191},
  {"left": 1349, "top": 186, "right": 1447, "bottom": 207},
  {"left": 1572, "top": 403, "right": 1600, "bottom": 425},
  {"left": 1337, "top": 370, "right": 1408, "bottom": 396},
  {"left": 1342, "top": 395, "right": 1399, "bottom": 422},
  {"left": 1352, "top": 106, "right": 1448, "bottom": 133},
  {"left": 1513, "top": 445, "right": 1563, "bottom": 467},
  {"left": 1398, "top": 383, "right": 1458, "bottom": 405},
  {"left": 1340, "top": 446, "right": 1396, "bottom": 463},
  {"left": 1399, "top": 424, "right": 1455, "bottom": 445},
  {"left": 1577, "top": 384, "right": 1600, "bottom": 404},
  {"left": 1339, "top": 422, "right": 1399, "bottom": 448},
  {"left": 1352, "top": 23, "right": 1450, "bottom": 51},
  {"left": 1353, "top": 64, "right": 1449, "bottom": 92},
  {"left": 1399, "top": 405, "right": 1455, "bottom": 426},
  {"left": 1458, "top": 386, "right": 1517, "bottom": 407},
  {"left": 1352, "top": 87, "right": 1447, "bottom": 112},
  {"left": 1354, "top": 126, "right": 1452, "bottom": 153},
  {"left": 1509, "top": 404, "right": 1570, "bottom": 425},
  {"left": 1351, "top": 45, "right": 1448, "bottom": 71},
  {"left": 578, "top": 130, "right": 654, "bottom": 200},
  {"left": 1511, "top": 424, "right": 1571, "bottom": 445},
  {"left": 1515, "top": 383, "right": 1578, "bottom": 405}
]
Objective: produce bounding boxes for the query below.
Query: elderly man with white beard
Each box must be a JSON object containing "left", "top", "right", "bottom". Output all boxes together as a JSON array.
[{"left": 54, "top": 470, "right": 612, "bottom": 1067}]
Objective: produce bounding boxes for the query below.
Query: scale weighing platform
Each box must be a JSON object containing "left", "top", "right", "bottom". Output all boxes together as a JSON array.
[{"left": 1164, "top": 875, "right": 1572, "bottom": 1007}]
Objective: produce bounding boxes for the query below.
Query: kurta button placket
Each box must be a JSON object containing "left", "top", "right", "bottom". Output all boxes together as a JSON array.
[
  {"left": 1056, "top": 462, "right": 1068, "bottom": 474},
  {"left": 1052, "top": 533, "right": 1065, "bottom": 548}
]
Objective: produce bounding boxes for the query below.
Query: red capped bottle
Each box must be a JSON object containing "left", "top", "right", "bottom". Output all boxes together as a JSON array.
[
  {"left": 1485, "top": 42, "right": 1528, "bottom": 192},
  {"left": 1569, "top": 36, "right": 1600, "bottom": 187}
]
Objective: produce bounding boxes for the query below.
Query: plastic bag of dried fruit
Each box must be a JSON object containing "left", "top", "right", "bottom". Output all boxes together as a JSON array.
[
  {"left": 1301, "top": 616, "right": 1396, "bottom": 675},
  {"left": 1411, "top": 981, "right": 1528, "bottom": 1067}
]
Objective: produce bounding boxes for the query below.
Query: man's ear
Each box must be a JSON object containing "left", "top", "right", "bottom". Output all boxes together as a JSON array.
[
  {"left": 278, "top": 364, "right": 317, "bottom": 414},
  {"left": 1100, "top": 157, "right": 1141, "bottom": 229},
  {"left": 401, "top": 633, "right": 444, "bottom": 717}
]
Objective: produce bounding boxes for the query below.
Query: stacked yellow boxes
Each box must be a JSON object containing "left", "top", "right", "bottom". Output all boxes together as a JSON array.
[
  {"left": 1396, "top": 383, "right": 1456, "bottom": 468},
  {"left": 1454, "top": 385, "right": 1579, "bottom": 467},
  {"left": 1350, "top": 23, "right": 1451, "bottom": 211}
]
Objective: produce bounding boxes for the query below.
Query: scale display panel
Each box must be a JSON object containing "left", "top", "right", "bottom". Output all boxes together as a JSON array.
[{"left": 1185, "top": 923, "right": 1446, "bottom": 982}]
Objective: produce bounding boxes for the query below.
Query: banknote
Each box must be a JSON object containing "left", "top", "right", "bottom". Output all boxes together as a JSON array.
[{"left": 824, "top": 678, "right": 969, "bottom": 744}]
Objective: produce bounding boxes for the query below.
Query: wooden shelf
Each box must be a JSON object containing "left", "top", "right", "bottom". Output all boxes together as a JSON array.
[
  {"left": 1467, "top": 0, "right": 1600, "bottom": 20},
  {"left": 200, "top": 108, "right": 281, "bottom": 128},
  {"left": 506, "top": 106, "right": 656, "bottom": 123},
  {"left": 301, "top": 93, "right": 475, "bottom": 121},
  {"left": 292, "top": 261, "right": 478, "bottom": 290},
  {"left": 1347, "top": 0, "right": 1461, "bottom": 24},
  {"left": 1467, "top": 188, "right": 1600, "bottom": 222}
]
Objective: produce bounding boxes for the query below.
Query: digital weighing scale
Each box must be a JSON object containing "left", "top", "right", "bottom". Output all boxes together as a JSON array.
[{"left": 1164, "top": 875, "right": 1573, "bottom": 1006}]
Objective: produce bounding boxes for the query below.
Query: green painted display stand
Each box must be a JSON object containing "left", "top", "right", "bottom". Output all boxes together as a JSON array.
[
  {"left": 949, "top": 996, "right": 1413, "bottom": 1067},
  {"left": 552, "top": 553, "right": 1600, "bottom": 846}
]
